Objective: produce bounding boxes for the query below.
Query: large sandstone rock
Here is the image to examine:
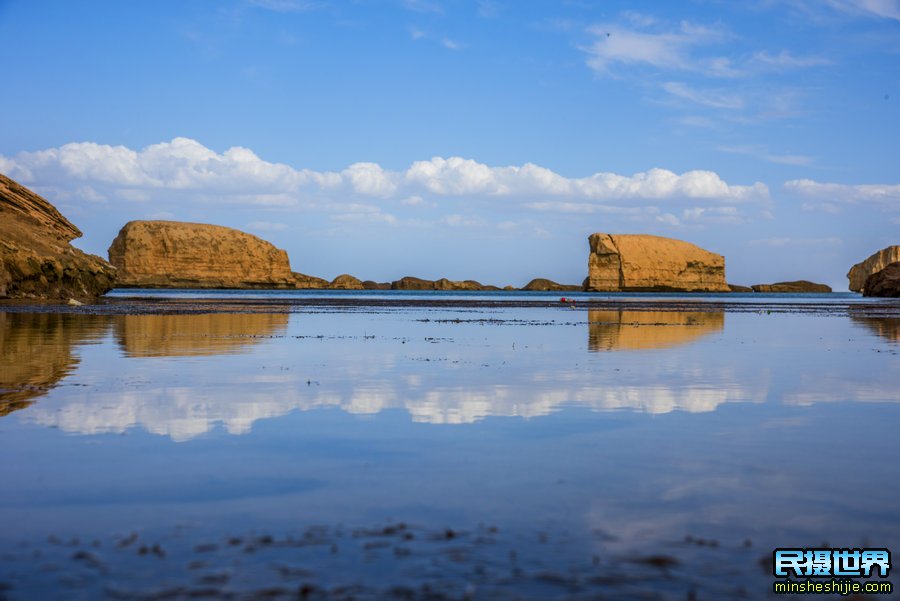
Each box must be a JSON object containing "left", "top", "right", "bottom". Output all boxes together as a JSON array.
[
  {"left": 863, "top": 262, "right": 900, "bottom": 297},
  {"left": 751, "top": 281, "right": 832, "bottom": 293},
  {"left": 848, "top": 246, "right": 900, "bottom": 292},
  {"left": 585, "top": 233, "right": 728, "bottom": 292},
  {"left": 108, "top": 221, "right": 294, "bottom": 288},
  {"left": 0, "top": 173, "right": 116, "bottom": 300}
]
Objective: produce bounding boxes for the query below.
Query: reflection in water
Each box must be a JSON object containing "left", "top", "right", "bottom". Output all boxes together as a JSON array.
[
  {"left": 850, "top": 316, "right": 900, "bottom": 343},
  {"left": 0, "top": 313, "right": 109, "bottom": 416},
  {"left": 5, "top": 310, "right": 900, "bottom": 441},
  {"left": 114, "top": 313, "right": 290, "bottom": 357},
  {"left": 588, "top": 310, "right": 724, "bottom": 351},
  {"left": 25, "top": 377, "right": 764, "bottom": 441}
]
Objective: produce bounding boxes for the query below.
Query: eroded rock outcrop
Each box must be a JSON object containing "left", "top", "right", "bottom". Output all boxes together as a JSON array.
[
  {"left": 585, "top": 233, "right": 728, "bottom": 292},
  {"left": 863, "top": 262, "right": 900, "bottom": 297},
  {"left": 522, "top": 278, "right": 581, "bottom": 292},
  {"left": 0, "top": 173, "right": 116, "bottom": 300},
  {"left": 751, "top": 281, "right": 832, "bottom": 293},
  {"left": 848, "top": 246, "right": 900, "bottom": 292},
  {"left": 329, "top": 274, "right": 365, "bottom": 290},
  {"left": 293, "top": 272, "right": 330, "bottom": 289},
  {"left": 108, "top": 221, "right": 294, "bottom": 288}
]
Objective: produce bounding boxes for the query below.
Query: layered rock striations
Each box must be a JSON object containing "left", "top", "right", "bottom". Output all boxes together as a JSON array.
[
  {"left": 848, "top": 246, "right": 900, "bottom": 292},
  {"left": 585, "top": 233, "right": 728, "bottom": 292},
  {"left": 0, "top": 173, "right": 116, "bottom": 300},
  {"left": 108, "top": 221, "right": 294, "bottom": 288}
]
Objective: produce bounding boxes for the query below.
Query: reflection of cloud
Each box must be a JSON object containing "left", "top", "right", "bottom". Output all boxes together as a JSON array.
[
  {"left": 0, "top": 313, "right": 110, "bottom": 416},
  {"left": 588, "top": 310, "right": 724, "bottom": 351},
  {"left": 26, "top": 368, "right": 762, "bottom": 439},
  {"left": 114, "top": 313, "right": 289, "bottom": 357}
]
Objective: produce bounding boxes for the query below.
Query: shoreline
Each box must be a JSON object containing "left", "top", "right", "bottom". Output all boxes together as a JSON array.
[{"left": 2, "top": 295, "right": 899, "bottom": 317}]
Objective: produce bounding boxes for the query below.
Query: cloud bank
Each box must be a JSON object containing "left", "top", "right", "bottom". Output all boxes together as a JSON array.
[
  {"left": 0, "top": 138, "right": 769, "bottom": 217},
  {"left": 785, "top": 179, "right": 900, "bottom": 213}
]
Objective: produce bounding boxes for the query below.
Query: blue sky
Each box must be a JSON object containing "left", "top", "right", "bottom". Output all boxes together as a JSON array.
[{"left": 1, "top": 0, "right": 898, "bottom": 289}]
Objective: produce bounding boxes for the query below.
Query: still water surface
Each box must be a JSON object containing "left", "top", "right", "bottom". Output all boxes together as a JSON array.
[{"left": 1, "top": 304, "right": 898, "bottom": 599}]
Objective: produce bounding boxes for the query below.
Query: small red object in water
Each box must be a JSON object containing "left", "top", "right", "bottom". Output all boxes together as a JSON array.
[{"left": 560, "top": 297, "right": 568, "bottom": 303}]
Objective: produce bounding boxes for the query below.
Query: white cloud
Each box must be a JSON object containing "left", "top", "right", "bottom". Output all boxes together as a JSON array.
[
  {"left": 663, "top": 82, "right": 745, "bottom": 109},
  {"left": 441, "top": 37, "right": 461, "bottom": 50},
  {"left": 749, "top": 237, "right": 843, "bottom": 247},
  {"left": 826, "top": 0, "right": 900, "bottom": 20},
  {"left": 719, "top": 145, "right": 815, "bottom": 166},
  {"left": 583, "top": 20, "right": 730, "bottom": 75},
  {"left": 750, "top": 50, "right": 832, "bottom": 69},
  {"left": 785, "top": 179, "right": 900, "bottom": 212},
  {"left": 404, "top": 0, "right": 443, "bottom": 14},
  {"left": 247, "top": 0, "right": 322, "bottom": 13},
  {"left": 0, "top": 138, "right": 769, "bottom": 219},
  {"left": 440, "top": 214, "right": 485, "bottom": 227},
  {"left": 246, "top": 220, "right": 288, "bottom": 231}
]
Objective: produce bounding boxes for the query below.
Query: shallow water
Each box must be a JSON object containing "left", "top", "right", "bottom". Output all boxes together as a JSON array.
[{"left": 1, "top": 303, "right": 899, "bottom": 600}]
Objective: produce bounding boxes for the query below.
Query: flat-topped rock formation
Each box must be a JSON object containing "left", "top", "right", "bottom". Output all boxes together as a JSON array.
[
  {"left": 585, "top": 234, "right": 728, "bottom": 292},
  {"left": 848, "top": 246, "right": 900, "bottom": 292},
  {"left": 727, "top": 284, "right": 753, "bottom": 292},
  {"left": 863, "top": 262, "right": 900, "bottom": 297},
  {"left": 751, "top": 281, "right": 832, "bottom": 293},
  {"left": 1, "top": 173, "right": 116, "bottom": 300},
  {"left": 108, "top": 221, "right": 294, "bottom": 288}
]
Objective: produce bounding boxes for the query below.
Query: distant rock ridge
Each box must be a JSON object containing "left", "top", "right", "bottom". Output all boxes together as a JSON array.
[
  {"left": 848, "top": 246, "right": 900, "bottom": 292},
  {"left": 0, "top": 173, "right": 116, "bottom": 300},
  {"left": 585, "top": 233, "right": 728, "bottom": 292},
  {"left": 751, "top": 281, "right": 832, "bottom": 293},
  {"left": 108, "top": 220, "right": 295, "bottom": 288}
]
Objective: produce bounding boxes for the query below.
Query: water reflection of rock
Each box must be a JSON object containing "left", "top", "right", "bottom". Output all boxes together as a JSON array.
[
  {"left": 588, "top": 310, "right": 724, "bottom": 351},
  {"left": 114, "top": 313, "right": 290, "bottom": 357},
  {"left": 850, "top": 316, "right": 900, "bottom": 343},
  {"left": 0, "top": 313, "right": 110, "bottom": 415}
]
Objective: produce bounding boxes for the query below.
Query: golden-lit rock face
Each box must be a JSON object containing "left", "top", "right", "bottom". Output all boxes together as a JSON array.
[
  {"left": 586, "top": 233, "right": 728, "bottom": 292},
  {"left": 588, "top": 310, "right": 724, "bottom": 351},
  {"left": 113, "top": 313, "right": 290, "bottom": 357},
  {"left": 0, "top": 313, "right": 110, "bottom": 415},
  {"left": 108, "top": 220, "right": 294, "bottom": 288},
  {"left": 0, "top": 173, "right": 117, "bottom": 300},
  {"left": 847, "top": 246, "right": 900, "bottom": 292}
]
